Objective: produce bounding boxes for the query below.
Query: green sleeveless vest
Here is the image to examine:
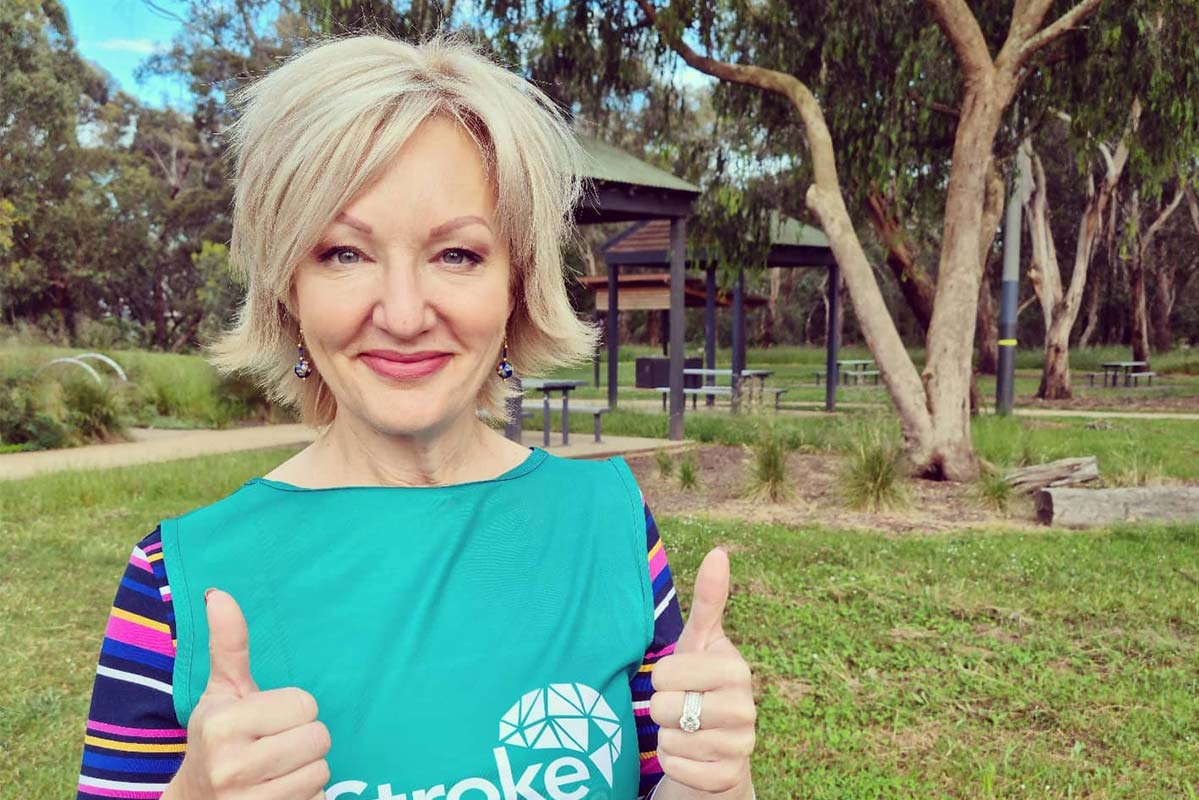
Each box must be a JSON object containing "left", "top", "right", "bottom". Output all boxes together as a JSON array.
[{"left": 159, "top": 447, "right": 652, "bottom": 800}]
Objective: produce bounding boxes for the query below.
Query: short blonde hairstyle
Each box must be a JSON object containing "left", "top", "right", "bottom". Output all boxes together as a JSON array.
[{"left": 205, "top": 33, "right": 599, "bottom": 427}]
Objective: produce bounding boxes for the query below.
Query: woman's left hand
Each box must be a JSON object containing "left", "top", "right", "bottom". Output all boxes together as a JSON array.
[{"left": 650, "top": 546, "right": 757, "bottom": 796}]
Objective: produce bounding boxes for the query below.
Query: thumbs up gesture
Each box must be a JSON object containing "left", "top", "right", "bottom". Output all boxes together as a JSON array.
[
  {"left": 649, "top": 547, "right": 757, "bottom": 796},
  {"left": 166, "top": 589, "right": 331, "bottom": 800}
]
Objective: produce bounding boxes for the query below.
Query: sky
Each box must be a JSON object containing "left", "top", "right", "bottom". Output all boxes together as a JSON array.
[
  {"left": 61, "top": 0, "right": 190, "bottom": 109},
  {"left": 59, "top": 0, "right": 715, "bottom": 113}
]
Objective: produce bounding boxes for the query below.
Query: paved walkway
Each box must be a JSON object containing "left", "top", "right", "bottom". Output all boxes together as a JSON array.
[{"left": 0, "top": 424, "right": 692, "bottom": 481}]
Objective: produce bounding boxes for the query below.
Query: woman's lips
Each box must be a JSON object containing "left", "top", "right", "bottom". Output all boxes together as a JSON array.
[{"left": 359, "top": 353, "right": 450, "bottom": 380}]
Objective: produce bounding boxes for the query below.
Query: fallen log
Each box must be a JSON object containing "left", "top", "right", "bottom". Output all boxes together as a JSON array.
[
  {"left": 1005, "top": 456, "right": 1100, "bottom": 494},
  {"left": 1036, "top": 487, "right": 1199, "bottom": 527}
]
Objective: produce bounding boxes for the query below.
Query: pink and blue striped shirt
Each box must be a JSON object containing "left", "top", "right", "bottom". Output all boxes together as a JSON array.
[{"left": 77, "top": 500, "right": 684, "bottom": 799}]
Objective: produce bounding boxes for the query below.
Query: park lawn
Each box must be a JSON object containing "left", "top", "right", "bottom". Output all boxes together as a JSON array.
[
  {"left": 522, "top": 407, "right": 1199, "bottom": 482},
  {"left": 1, "top": 449, "right": 1196, "bottom": 798}
]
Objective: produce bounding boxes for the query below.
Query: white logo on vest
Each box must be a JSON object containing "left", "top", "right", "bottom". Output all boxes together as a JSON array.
[
  {"left": 325, "top": 682, "right": 622, "bottom": 800},
  {"left": 498, "top": 682, "right": 622, "bottom": 787}
]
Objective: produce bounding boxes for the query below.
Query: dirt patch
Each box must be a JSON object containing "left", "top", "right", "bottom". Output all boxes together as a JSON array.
[
  {"left": 624, "top": 444, "right": 1041, "bottom": 535},
  {"left": 1017, "top": 392, "right": 1199, "bottom": 412}
]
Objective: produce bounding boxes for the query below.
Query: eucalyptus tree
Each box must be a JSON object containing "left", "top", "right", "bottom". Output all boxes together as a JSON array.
[
  {"left": 0, "top": 0, "right": 141, "bottom": 337},
  {"left": 1019, "top": 0, "right": 1199, "bottom": 396},
  {"left": 625, "top": 0, "right": 1112, "bottom": 480}
]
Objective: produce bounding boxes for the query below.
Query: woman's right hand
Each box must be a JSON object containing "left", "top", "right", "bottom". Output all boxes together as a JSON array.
[{"left": 164, "top": 589, "right": 331, "bottom": 800}]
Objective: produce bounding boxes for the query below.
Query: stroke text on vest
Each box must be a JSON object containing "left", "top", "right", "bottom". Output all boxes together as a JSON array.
[{"left": 324, "top": 746, "right": 593, "bottom": 800}]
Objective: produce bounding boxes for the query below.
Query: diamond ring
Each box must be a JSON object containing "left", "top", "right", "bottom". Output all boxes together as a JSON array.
[{"left": 679, "top": 690, "right": 703, "bottom": 733}]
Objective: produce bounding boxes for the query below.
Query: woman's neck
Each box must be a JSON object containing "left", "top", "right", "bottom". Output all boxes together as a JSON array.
[{"left": 279, "top": 411, "right": 525, "bottom": 488}]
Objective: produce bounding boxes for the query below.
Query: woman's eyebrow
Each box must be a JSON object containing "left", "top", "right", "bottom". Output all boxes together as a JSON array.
[
  {"left": 428, "top": 215, "right": 493, "bottom": 239},
  {"left": 334, "top": 212, "right": 373, "bottom": 235}
]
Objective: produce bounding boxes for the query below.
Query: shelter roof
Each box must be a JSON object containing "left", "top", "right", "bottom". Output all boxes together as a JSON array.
[
  {"left": 578, "top": 137, "right": 701, "bottom": 193},
  {"left": 573, "top": 277, "right": 767, "bottom": 311}
]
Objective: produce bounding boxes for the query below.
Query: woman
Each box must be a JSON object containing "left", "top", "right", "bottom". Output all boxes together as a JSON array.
[{"left": 76, "top": 34, "right": 757, "bottom": 800}]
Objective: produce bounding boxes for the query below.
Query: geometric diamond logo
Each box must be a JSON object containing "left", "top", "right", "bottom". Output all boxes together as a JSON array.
[{"left": 498, "top": 683, "right": 622, "bottom": 786}]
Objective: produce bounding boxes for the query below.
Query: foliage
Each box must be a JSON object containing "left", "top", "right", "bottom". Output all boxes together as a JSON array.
[
  {"left": 973, "top": 469, "right": 1013, "bottom": 513},
  {"left": 677, "top": 449, "right": 698, "bottom": 489},
  {"left": 839, "top": 426, "right": 908, "bottom": 512},
  {"left": 655, "top": 448, "right": 674, "bottom": 477},
  {"left": 59, "top": 378, "right": 129, "bottom": 443},
  {"left": 740, "top": 422, "right": 794, "bottom": 503},
  {"left": 0, "top": 372, "right": 68, "bottom": 450}
]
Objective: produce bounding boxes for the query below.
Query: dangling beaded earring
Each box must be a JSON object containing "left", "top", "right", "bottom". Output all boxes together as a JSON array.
[
  {"left": 293, "top": 328, "right": 312, "bottom": 379},
  {"left": 496, "top": 337, "right": 513, "bottom": 379}
]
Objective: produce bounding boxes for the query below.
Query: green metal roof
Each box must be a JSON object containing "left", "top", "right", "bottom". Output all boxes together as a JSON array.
[
  {"left": 768, "top": 211, "right": 829, "bottom": 248},
  {"left": 577, "top": 136, "right": 701, "bottom": 194}
]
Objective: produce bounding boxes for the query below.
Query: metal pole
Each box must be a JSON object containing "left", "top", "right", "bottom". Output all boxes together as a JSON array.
[
  {"left": 606, "top": 259, "right": 619, "bottom": 409},
  {"left": 592, "top": 312, "right": 600, "bottom": 387},
  {"left": 731, "top": 266, "right": 744, "bottom": 413},
  {"left": 997, "top": 139, "right": 1028, "bottom": 416},
  {"left": 705, "top": 265, "right": 716, "bottom": 406},
  {"left": 826, "top": 261, "right": 841, "bottom": 412},
  {"left": 668, "top": 218, "right": 687, "bottom": 440}
]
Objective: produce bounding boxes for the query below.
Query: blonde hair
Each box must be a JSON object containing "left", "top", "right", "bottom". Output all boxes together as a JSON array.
[{"left": 205, "top": 33, "right": 599, "bottom": 427}]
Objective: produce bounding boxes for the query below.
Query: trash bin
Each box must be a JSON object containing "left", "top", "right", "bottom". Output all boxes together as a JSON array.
[{"left": 635, "top": 356, "right": 702, "bottom": 388}]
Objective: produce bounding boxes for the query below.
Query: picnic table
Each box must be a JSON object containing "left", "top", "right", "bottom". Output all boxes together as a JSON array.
[
  {"left": 522, "top": 378, "right": 588, "bottom": 446},
  {"left": 1099, "top": 361, "right": 1149, "bottom": 387},
  {"left": 684, "top": 368, "right": 775, "bottom": 404},
  {"left": 837, "top": 359, "right": 879, "bottom": 385}
]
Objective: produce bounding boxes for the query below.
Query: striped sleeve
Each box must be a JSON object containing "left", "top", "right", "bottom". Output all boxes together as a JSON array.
[
  {"left": 631, "top": 500, "right": 685, "bottom": 800},
  {"left": 77, "top": 526, "right": 186, "bottom": 799}
]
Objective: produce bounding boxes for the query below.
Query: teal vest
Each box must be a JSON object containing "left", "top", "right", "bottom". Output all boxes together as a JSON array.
[{"left": 159, "top": 447, "right": 652, "bottom": 800}]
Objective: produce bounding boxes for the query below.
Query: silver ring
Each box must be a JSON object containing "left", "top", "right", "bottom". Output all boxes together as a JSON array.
[{"left": 679, "top": 690, "right": 703, "bottom": 733}]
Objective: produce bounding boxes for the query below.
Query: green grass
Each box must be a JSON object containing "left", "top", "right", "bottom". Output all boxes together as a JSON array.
[
  {"left": 523, "top": 406, "right": 1199, "bottom": 482},
  {"left": 1, "top": 451, "right": 1196, "bottom": 798}
]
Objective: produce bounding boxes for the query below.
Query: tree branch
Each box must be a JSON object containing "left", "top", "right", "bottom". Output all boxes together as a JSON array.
[
  {"left": 924, "top": 0, "right": 993, "bottom": 80},
  {"left": 906, "top": 88, "right": 960, "bottom": 118},
  {"left": 1019, "top": 0, "right": 1102, "bottom": 62}
]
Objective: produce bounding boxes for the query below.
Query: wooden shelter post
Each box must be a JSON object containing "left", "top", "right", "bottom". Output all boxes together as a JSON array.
[
  {"left": 668, "top": 218, "right": 687, "bottom": 440},
  {"left": 826, "top": 259, "right": 841, "bottom": 412},
  {"left": 606, "top": 259, "right": 619, "bottom": 409}
]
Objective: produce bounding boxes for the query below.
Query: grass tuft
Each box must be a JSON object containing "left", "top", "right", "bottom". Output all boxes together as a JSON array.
[
  {"left": 973, "top": 469, "right": 1013, "bottom": 512},
  {"left": 840, "top": 427, "right": 908, "bottom": 511},
  {"left": 678, "top": 450, "right": 699, "bottom": 490},
  {"left": 655, "top": 449, "right": 674, "bottom": 478},
  {"left": 741, "top": 429, "right": 794, "bottom": 502}
]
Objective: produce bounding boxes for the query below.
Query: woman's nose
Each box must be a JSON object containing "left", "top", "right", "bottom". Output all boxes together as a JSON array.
[{"left": 372, "top": 261, "right": 436, "bottom": 340}]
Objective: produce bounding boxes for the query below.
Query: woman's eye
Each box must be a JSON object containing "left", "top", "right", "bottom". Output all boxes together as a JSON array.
[
  {"left": 318, "top": 246, "right": 364, "bottom": 266},
  {"left": 441, "top": 248, "right": 483, "bottom": 267}
]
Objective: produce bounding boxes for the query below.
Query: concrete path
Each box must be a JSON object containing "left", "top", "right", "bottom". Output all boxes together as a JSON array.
[{"left": 0, "top": 424, "right": 692, "bottom": 482}]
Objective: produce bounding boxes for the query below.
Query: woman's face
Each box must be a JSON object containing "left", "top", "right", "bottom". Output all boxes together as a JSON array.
[{"left": 292, "top": 113, "right": 514, "bottom": 437}]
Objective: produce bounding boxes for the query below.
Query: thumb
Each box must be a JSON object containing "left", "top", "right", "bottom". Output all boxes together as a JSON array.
[
  {"left": 203, "top": 588, "right": 258, "bottom": 698},
  {"left": 675, "top": 547, "right": 730, "bottom": 654}
]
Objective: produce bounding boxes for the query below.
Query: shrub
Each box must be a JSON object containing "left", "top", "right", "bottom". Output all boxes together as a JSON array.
[
  {"left": 678, "top": 451, "right": 699, "bottom": 490},
  {"left": 655, "top": 449, "right": 674, "bottom": 478},
  {"left": 840, "top": 429, "right": 908, "bottom": 511},
  {"left": 0, "top": 375, "right": 68, "bottom": 450},
  {"left": 61, "top": 377, "right": 128, "bottom": 442}
]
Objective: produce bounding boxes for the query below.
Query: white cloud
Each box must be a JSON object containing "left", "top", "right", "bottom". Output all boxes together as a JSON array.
[{"left": 92, "top": 38, "right": 164, "bottom": 55}]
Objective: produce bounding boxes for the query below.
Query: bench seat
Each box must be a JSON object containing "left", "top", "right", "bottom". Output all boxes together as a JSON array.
[{"left": 569, "top": 404, "right": 611, "bottom": 442}]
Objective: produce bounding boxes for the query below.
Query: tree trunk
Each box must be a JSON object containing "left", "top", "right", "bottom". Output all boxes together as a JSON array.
[
  {"left": 974, "top": 163, "right": 1005, "bottom": 378},
  {"left": 1128, "top": 184, "right": 1184, "bottom": 364},
  {"left": 864, "top": 192, "right": 936, "bottom": 337},
  {"left": 1150, "top": 243, "right": 1175, "bottom": 353},
  {"left": 1024, "top": 104, "right": 1137, "bottom": 399}
]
